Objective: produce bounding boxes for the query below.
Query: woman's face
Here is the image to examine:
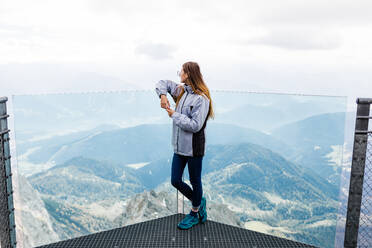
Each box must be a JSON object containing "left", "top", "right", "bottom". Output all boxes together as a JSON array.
[{"left": 178, "top": 68, "right": 188, "bottom": 84}]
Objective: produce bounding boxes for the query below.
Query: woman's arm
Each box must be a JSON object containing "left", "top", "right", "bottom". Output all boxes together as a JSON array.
[
  {"left": 171, "top": 95, "right": 210, "bottom": 133},
  {"left": 155, "top": 80, "right": 182, "bottom": 100}
]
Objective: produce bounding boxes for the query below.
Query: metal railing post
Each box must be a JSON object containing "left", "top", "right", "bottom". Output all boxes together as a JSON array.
[
  {"left": 344, "top": 98, "right": 372, "bottom": 248},
  {"left": 0, "top": 96, "right": 17, "bottom": 248}
]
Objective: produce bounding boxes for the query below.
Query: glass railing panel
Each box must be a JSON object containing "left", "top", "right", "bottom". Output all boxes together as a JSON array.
[
  {"left": 180, "top": 91, "right": 347, "bottom": 248},
  {"left": 12, "top": 91, "right": 176, "bottom": 247},
  {"left": 11, "top": 90, "right": 347, "bottom": 248}
]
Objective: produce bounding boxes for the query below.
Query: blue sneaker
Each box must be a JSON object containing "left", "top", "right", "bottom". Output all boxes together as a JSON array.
[
  {"left": 177, "top": 212, "right": 200, "bottom": 230},
  {"left": 198, "top": 196, "right": 207, "bottom": 223}
]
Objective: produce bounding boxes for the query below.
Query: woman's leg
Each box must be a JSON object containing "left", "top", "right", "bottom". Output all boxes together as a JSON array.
[
  {"left": 187, "top": 155, "right": 203, "bottom": 210},
  {"left": 171, "top": 153, "right": 193, "bottom": 201}
]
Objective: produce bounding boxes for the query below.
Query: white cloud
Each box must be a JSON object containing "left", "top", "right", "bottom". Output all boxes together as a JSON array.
[
  {"left": 0, "top": 0, "right": 371, "bottom": 112},
  {"left": 240, "top": 27, "right": 343, "bottom": 50},
  {"left": 255, "top": 0, "right": 372, "bottom": 27},
  {"left": 135, "top": 42, "right": 176, "bottom": 60}
]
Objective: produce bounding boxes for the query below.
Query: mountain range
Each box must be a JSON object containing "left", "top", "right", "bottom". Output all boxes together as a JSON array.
[{"left": 13, "top": 111, "right": 348, "bottom": 248}]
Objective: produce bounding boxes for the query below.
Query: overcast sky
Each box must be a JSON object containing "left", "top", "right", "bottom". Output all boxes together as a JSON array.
[{"left": 1, "top": 0, "right": 372, "bottom": 111}]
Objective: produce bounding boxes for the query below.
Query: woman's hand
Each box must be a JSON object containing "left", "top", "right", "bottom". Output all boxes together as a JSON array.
[
  {"left": 165, "top": 106, "right": 175, "bottom": 117},
  {"left": 160, "top": 95, "right": 170, "bottom": 109}
]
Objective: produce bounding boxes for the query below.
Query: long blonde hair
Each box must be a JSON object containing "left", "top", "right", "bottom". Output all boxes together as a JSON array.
[{"left": 174, "top": 61, "right": 215, "bottom": 121}]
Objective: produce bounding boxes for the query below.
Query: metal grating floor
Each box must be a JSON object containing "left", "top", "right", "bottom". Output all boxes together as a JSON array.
[{"left": 35, "top": 213, "right": 318, "bottom": 248}]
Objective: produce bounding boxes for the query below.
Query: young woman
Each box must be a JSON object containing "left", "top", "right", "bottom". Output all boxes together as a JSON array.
[{"left": 155, "top": 61, "right": 214, "bottom": 229}]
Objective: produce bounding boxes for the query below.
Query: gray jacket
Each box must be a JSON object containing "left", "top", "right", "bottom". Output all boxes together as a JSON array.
[{"left": 155, "top": 79, "right": 210, "bottom": 157}]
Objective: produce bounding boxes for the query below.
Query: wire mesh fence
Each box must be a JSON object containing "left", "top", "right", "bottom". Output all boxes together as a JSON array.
[
  {"left": 357, "top": 131, "right": 372, "bottom": 247},
  {"left": 344, "top": 99, "right": 372, "bottom": 248}
]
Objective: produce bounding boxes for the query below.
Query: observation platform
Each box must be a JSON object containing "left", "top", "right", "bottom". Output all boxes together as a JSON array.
[{"left": 36, "top": 213, "right": 318, "bottom": 248}]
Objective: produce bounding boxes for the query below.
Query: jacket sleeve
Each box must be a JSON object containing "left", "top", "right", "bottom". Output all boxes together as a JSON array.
[
  {"left": 155, "top": 79, "right": 182, "bottom": 100},
  {"left": 171, "top": 95, "right": 210, "bottom": 133}
]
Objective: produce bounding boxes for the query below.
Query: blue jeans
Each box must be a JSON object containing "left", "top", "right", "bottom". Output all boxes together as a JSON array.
[{"left": 171, "top": 152, "right": 203, "bottom": 208}]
